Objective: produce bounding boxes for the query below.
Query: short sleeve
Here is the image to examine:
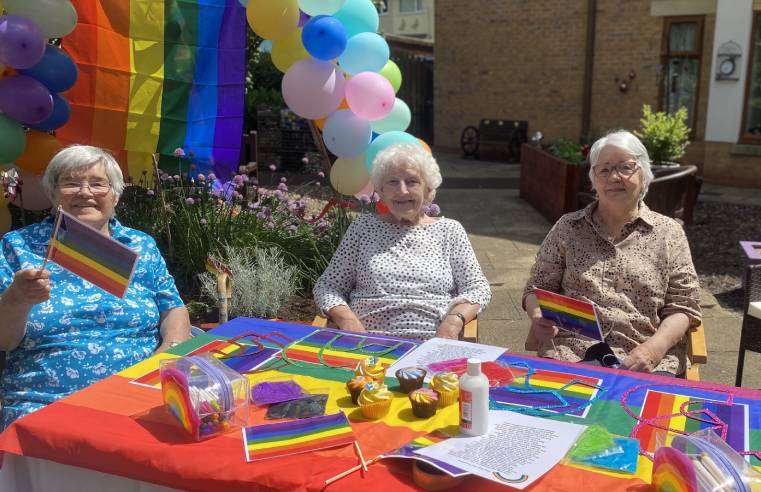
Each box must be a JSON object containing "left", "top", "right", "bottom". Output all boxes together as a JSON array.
[
  {"left": 660, "top": 227, "right": 701, "bottom": 327},
  {"left": 313, "top": 217, "right": 363, "bottom": 314},
  {"left": 522, "top": 220, "right": 567, "bottom": 308},
  {"left": 448, "top": 221, "right": 491, "bottom": 311}
]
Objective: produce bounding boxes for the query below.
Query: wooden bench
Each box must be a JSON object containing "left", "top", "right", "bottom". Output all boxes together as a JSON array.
[
  {"left": 461, "top": 119, "right": 528, "bottom": 162},
  {"left": 312, "top": 316, "right": 479, "bottom": 343}
]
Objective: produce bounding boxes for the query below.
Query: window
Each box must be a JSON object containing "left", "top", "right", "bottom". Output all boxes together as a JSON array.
[
  {"left": 741, "top": 12, "right": 761, "bottom": 142},
  {"left": 400, "top": 0, "right": 423, "bottom": 13},
  {"left": 660, "top": 17, "right": 703, "bottom": 133}
]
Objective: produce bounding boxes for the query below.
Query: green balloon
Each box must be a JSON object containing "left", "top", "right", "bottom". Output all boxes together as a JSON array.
[
  {"left": 0, "top": 115, "right": 26, "bottom": 164},
  {"left": 379, "top": 60, "right": 402, "bottom": 94}
]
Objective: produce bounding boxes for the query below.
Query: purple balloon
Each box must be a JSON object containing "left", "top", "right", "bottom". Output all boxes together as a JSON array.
[
  {"left": 298, "top": 10, "right": 311, "bottom": 27},
  {"left": 0, "top": 15, "right": 46, "bottom": 69},
  {"left": 0, "top": 75, "right": 54, "bottom": 124}
]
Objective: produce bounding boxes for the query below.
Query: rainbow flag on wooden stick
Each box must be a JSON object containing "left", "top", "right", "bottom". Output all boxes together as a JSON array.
[
  {"left": 533, "top": 288, "right": 604, "bottom": 342},
  {"left": 45, "top": 208, "right": 138, "bottom": 298},
  {"left": 243, "top": 412, "right": 355, "bottom": 462}
]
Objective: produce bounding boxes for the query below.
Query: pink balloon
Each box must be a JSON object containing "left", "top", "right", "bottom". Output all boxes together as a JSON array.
[
  {"left": 282, "top": 58, "right": 346, "bottom": 120},
  {"left": 11, "top": 167, "right": 52, "bottom": 211},
  {"left": 345, "top": 72, "right": 395, "bottom": 121},
  {"left": 353, "top": 180, "right": 374, "bottom": 199}
]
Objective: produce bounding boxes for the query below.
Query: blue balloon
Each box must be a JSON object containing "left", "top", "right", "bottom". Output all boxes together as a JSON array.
[
  {"left": 28, "top": 93, "right": 70, "bottom": 131},
  {"left": 322, "top": 109, "right": 371, "bottom": 158},
  {"left": 338, "top": 32, "right": 388, "bottom": 75},
  {"left": 333, "top": 0, "right": 378, "bottom": 38},
  {"left": 302, "top": 15, "right": 347, "bottom": 61},
  {"left": 365, "top": 131, "right": 421, "bottom": 170},
  {"left": 19, "top": 45, "right": 78, "bottom": 93}
]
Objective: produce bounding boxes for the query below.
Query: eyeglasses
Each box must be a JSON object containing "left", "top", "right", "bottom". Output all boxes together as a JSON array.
[
  {"left": 592, "top": 161, "right": 639, "bottom": 179},
  {"left": 58, "top": 180, "right": 112, "bottom": 196}
]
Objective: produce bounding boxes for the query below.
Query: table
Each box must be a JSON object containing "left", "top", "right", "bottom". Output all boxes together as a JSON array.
[{"left": 1, "top": 317, "right": 760, "bottom": 491}]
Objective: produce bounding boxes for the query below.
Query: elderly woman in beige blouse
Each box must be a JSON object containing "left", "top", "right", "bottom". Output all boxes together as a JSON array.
[{"left": 523, "top": 130, "right": 701, "bottom": 376}]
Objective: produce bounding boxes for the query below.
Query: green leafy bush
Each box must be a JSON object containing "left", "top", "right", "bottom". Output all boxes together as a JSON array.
[
  {"left": 634, "top": 105, "right": 690, "bottom": 164},
  {"left": 546, "top": 138, "right": 585, "bottom": 164}
]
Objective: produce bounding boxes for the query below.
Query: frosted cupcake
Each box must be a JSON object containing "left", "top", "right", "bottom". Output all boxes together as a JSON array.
[
  {"left": 355, "top": 356, "right": 385, "bottom": 382},
  {"left": 430, "top": 372, "right": 460, "bottom": 407},
  {"left": 346, "top": 375, "right": 373, "bottom": 404},
  {"left": 409, "top": 388, "right": 439, "bottom": 418},
  {"left": 358, "top": 382, "right": 393, "bottom": 419},
  {"left": 395, "top": 366, "right": 427, "bottom": 393}
]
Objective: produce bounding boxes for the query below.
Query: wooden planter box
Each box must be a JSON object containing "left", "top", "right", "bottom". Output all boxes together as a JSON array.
[{"left": 519, "top": 144, "right": 584, "bottom": 223}]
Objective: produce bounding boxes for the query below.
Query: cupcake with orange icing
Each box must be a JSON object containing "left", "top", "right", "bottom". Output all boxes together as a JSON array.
[
  {"left": 409, "top": 388, "right": 439, "bottom": 418},
  {"left": 346, "top": 375, "right": 373, "bottom": 404},
  {"left": 395, "top": 366, "right": 426, "bottom": 393},
  {"left": 430, "top": 372, "right": 459, "bottom": 407},
  {"left": 358, "top": 382, "right": 393, "bottom": 419},
  {"left": 355, "top": 356, "right": 385, "bottom": 382}
]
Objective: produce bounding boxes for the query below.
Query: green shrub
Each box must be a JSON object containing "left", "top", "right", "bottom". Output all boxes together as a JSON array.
[
  {"left": 546, "top": 138, "right": 585, "bottom": 164},
  {"left": 634, "top": 105, "right": 690, "bottom": 164}
]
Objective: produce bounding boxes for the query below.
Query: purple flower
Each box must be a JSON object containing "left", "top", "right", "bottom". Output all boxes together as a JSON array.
[
  {"left": 232, "top": 191, "right": 243, "bottom": 201},
  {"left": 280, "top": 177, "right": 287, "bottom": 183},
  {"left": 173, "top": 175, "right": 180, "bottom": 181},
  {"left": 301, "top": 156, "right": 309, "bottom": 165},
  {"left": 199, "top": 218, "right": 208, "bottom": 225},
  {"left": 287, "top": 224, "right": 298, "bottom": 235},
  {"left": 274, "top": 189, "right": 285, "bottom": 200},
  {"left": 241, "top": 174, "right": 250, "bottom": 183},
  {"left": 185, "top": 197, "right": 195, "bottom": 205},
  {"left": 266, "top": 221, "right": 275, "bottom": 229},
  {"left": 197, "top": 174, "right": 206, "bottom": 181},
  {"left": 208, "top": 172, "right": 217, "bottom": 181},
  {"left": 277, "top": 182, "right": 288, "bottom": 192},
  {"left": 233, "top": 175, "right": 244, "bottom": 185},
  {"left": 173, "top": 148, "right": 185, "bottom": 157},
  {"left": 316, "top": 220, "right": 329, "bottom": 231},
  {"left": 256, "top": 207, "right": 271, "bottom": 220},
  {"left": 147, "top": 189, "right": 155, "bottom": 197},
  {"left": 317, "top": 171, "right": 325, "bottom": 179},
  {"left": 269, "top": 164, "right": 277, "bottom": 172},
  {"left": 427, "top": 203, "right": 441, "bottom": 216},
  {"left": 358, "top": 194, "right": 371, "bottom": 204},
  {"left": 248, "top": 201, "right": 257, "bottom": 209}
]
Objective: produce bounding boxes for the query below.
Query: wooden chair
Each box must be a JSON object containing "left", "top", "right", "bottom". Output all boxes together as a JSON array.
[
  {"left": 736, "top": 264, "right": 761, "bottom": 387},
  {"left": 524, "top": 323, "right": 707, "bottom": 381},
  {"left": 312, "top": 315, "right": 479, "bottom": 343}
]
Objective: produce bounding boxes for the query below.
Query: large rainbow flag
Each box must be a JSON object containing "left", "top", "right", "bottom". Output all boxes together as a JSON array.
[{"left": 58, "top": 0, "right": 246, "bottom": 179}]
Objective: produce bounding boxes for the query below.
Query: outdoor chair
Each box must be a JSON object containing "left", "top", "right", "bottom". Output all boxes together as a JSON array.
[
  {"left": 735, "top": 264, "right": 761, "bottom": 387},
  {"left": 311, "top": 315, "right": 479, "bottom": 343}
]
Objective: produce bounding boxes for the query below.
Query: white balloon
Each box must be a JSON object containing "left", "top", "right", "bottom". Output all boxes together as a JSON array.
[{"left": 5, "top": 0, "right": 78, "bottom": 38}]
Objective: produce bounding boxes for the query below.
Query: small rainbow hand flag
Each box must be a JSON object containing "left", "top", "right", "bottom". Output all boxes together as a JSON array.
[
  {"left": 205, "top": 255, "right": 232, "bottom": 277},
  {"left": 243, "top": 412, "right": 355, "bottom": 462},
  {"left": 46, "top": 208, "right": 138, "bottom": 298},
  {"left": 533, "top": 288, "right": 604, "bottom": 342}
]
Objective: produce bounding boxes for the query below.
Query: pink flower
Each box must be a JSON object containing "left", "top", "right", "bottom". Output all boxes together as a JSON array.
[
  {"left": 185, "top": 197, "right": 195, "bottom": 205},
  {"left": 280, "top": 177, "right": 287, "bottom": 183},
  {"left": 301, "top": 156, "right": 309, "bottom": 165},
  {"left": 278, "top": 182, "right": 288, "bottom": 192},
  {"left": 317, "top": 171, "right": 325, "bottom": 178},
  {"left": 199, "top": 218, "right": 208, "bottom": 225},
  {"left": 197, "top": 174, "right": 206, "bottom": 181},
  {"left": 147, "top": 189, "right": 155, "bottom": 197},
  {"left": 173, "top": 148, "right": 185, "bottom": 157},
  {"left": 208, "top": 172, "right": 217, "bottom": 181},
  {"left": 269, "top": 164, "right": 277, "bottom": 172}
]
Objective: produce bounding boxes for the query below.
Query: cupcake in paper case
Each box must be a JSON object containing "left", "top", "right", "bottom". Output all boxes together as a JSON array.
[
  {"left": 409, "top": 388, "right": 439, "bottom": 418},
  {"left": 358, "top": 381, "right": 393, "bottom": 419},
  {"left": 430, "top": 372, "right": 460, "bottom": 407},
  {"left": 355, "top": 356, "right": 385, "bottom": 382},
  {"left": 395, "top": 366, "right": 427, "bottom": 393},
  {"left": 346, "top": 374, "right": 374, "bottom": 404}
]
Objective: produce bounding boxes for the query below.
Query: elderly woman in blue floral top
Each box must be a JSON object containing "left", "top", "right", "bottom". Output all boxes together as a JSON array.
[{"left": 0, "top": 145, "right": 190, "bottom": 429}]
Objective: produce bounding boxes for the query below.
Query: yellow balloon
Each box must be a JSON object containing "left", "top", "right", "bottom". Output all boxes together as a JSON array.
[
  {"left": 0, "top": 194, "right": 10, "bottom": 236},
  {"left": 271, "top": 28, "right": 309, "bottom": 73},
  {"left": 330, "top": 155, "right": 370, "bottom": 196},
  {"left": 247, "top": 0, "right": 300, "bottom": 41}
]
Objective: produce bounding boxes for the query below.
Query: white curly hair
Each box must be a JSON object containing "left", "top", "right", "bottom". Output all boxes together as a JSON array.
[
  {"left": 42, "top": 145, "right": 126, "bottom": 201},
  {"left": 370, "top": 143, "right": 442, "bottom": 203}
]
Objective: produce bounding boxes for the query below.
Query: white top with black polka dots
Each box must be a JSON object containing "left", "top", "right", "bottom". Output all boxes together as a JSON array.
[{"left": 314, "top": 214, "right": 491, "bottom": 340}]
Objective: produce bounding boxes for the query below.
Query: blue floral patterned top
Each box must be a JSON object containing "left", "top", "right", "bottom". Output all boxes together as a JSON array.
[{"left": 0, "top": 216, "right": 184, "bottom": 429}]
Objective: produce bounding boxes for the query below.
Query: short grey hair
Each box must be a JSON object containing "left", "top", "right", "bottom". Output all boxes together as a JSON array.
[
  {"left": 42, "top": 145, "right": 125, "bottom": 200},
  {"left": 370, "top": 143, "right": 442, "bottom": 203},
  {"left": 588, "top": 130, "right": 654, "bottom": 200}
]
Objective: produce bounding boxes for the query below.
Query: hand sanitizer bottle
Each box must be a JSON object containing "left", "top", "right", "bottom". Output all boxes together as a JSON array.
[{"left": 459, "top": 358, "right": 489, "bottom": 436}]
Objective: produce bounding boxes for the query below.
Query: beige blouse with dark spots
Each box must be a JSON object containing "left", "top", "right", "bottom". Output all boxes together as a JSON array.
[{"left": 523, "top": 201, "right": 702, "bottom": 375}]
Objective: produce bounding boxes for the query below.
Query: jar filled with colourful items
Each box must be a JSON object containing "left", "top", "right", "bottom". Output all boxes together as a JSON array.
[{"left": 160, "top": 353, "right": 249, "bottom": 441}]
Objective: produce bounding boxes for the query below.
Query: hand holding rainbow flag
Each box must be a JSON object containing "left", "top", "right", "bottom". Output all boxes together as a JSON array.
[{"left": 533, "top": 288, "right": 604, "bottom": 342}]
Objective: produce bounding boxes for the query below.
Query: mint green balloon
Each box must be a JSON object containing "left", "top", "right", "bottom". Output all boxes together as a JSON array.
[
  {"left": 370, "top": 98, "right": 411, "bottom": 134},
  {"left": 333, "top": 0, "right": 379, "bottom": 38},
  {"left": 5, "top": 0, "right": 78, "bottom": 38},
  {"left": 379, "top": 60, "right": 402, "bottom": 93},
  {"left": 298, "top": 0, "right": 346, "bottom": 16},
  {"left": 0, "top": 114, "right": 26, "bottom": 164}
]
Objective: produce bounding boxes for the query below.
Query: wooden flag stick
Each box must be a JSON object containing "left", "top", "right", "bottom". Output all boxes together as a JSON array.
[
  {"left": 324, "top": 457, "right": 379, "bottom": 486},
  {"left": 354, "top": 441, "right": 368, "bottom": 472},
  {"left": 40, "top": 205, "right": 63, "bottom": 271}
]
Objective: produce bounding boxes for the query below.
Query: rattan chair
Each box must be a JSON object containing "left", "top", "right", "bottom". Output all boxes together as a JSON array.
[{"left": 735, "top": 264, "right": 761, "bottom": 387}]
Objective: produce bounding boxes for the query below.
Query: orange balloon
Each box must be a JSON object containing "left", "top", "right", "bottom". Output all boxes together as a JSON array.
[
  {"left": 376, "top": 200, "right": 389, "bottom": 215},
  {"left": 418, "top": 139, "right": 431, "bottom": 154},
  {"left": 15, "top": 131, "right": 62, "bottom": 175}
]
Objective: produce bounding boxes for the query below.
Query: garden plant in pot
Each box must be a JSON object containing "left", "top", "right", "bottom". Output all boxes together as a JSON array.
[{"left": 634, "top": 104, "right": 690, "bottom": 168}]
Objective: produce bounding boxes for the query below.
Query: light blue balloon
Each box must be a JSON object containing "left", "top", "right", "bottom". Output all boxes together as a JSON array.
[
  {"left": 299, "top": 0, "right": 346, "bottom": 16},
  {"left": 370, "top": 98, "right": 411, "bottom": 134},
  {"left": 237, "top": 0, "right": 248, "bottom": 7},
  {"left": 365, "top": 131, "right": 421, "bottom": 170},
  {"left": 333, "top": 0, "right": 379, "bottom": 38},
  {"left": 323, "top": 110, "right": 372, "bottom": 158},
  {"left": 338, "top": 32, "right": 389, "bottom": 75},
  {"left": 258, "top": 40, "right": 273, "bottom": 53}
]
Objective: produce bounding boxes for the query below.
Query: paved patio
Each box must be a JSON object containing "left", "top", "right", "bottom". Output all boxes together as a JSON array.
[{"left": 434, "top": 151, "right": 761, "bottom": 388}]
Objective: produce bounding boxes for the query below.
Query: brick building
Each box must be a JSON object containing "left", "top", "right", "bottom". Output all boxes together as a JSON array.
[{"left": 435, "top": 0, "right": 761, "bottom": 188}]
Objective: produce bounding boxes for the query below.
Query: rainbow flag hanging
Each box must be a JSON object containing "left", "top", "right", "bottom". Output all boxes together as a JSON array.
[
  {"left": 243, "top": 412, "right": 355, "bottom": 462},
  {"left": 533, "top": 288, "right": 604, "bottom": 342},
  {"left": 46, "top": 209, "right": 138, "bottom": 298},
  {"left": 58, "top": 0, "right": 246, "bottom": 179}
]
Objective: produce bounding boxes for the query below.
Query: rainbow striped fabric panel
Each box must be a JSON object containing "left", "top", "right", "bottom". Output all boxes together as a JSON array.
[
  {"left": 533, "top": 288, "right": 604, "bottom": 342},
  {"left": 48, "top": 209, "right": 138, "bottom": 298},
  {"left": 635, "top": 390, "right": 749, "bottom": 454},
  {"left": 243, "top": 412, "right": 355, "bottom": 462},
  {"left": 489, "top": 365, "right": 603, "bottom": 418},
  {"left": 59, "top": 0, "right": 246, "bottom": 179},
  {"left": 284, "top": 329, "right": 419, "bottom": 370}
]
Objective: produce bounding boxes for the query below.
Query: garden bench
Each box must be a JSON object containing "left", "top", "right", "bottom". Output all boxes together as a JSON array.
[{"left": 461, "top": 119, "right": 528, "bottom": 162}]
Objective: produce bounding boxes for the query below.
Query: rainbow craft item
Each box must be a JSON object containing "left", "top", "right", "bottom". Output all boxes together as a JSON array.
[
  {"left": 161, "top": 367, "right": 200, "bottom": 437},
  {"left": 58, "top": 0, "right": 246, "bottom": 179},
  {"left": 206, "top": 256, "right": 232, "bottom": 277},
  {"left": 533, "top": 288, "right": 604, "bottom": 342},
  {"left": 243, "top": 412, "right": 355, "bottom": 462},
  {"left": 46, "top": 208, "right": 138, "bottom": 298},
  {"left": 380, "top": 430, "right": 468, "bottom": 477},
  {"left": 652, "top": 447, "right": 698, "bottom": 492}
]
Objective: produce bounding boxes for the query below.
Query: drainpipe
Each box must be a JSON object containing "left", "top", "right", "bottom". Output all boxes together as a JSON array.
[{"left": 581, "top": 0, "right": 597, "bottom": 143}]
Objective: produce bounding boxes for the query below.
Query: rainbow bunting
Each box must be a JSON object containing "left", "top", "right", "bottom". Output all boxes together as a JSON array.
[
  {"left": 46, "top": 209, "right": 138, "bottom": 298},
  {"left": 243, "top": 412, "right": 355, "bottom": 462},
  {"left": 58, "top": 0, "right": 246, "bottom": 179},
  {"left": 533, "top": 288, "right": 604, "bottom": 342}
]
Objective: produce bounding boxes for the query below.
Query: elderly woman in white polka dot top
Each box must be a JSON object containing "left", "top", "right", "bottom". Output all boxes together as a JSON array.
[{"left": 314, "top": 144, "right": 491, "bottom": 340}]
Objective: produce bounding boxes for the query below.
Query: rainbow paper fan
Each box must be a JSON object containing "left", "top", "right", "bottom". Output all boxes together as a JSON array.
[
  {"left": 161, "top": 367, "right": 200, "bottom": 437},
  {"left": 653, "top": 447, "right": 698, "bottom": 492}
]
